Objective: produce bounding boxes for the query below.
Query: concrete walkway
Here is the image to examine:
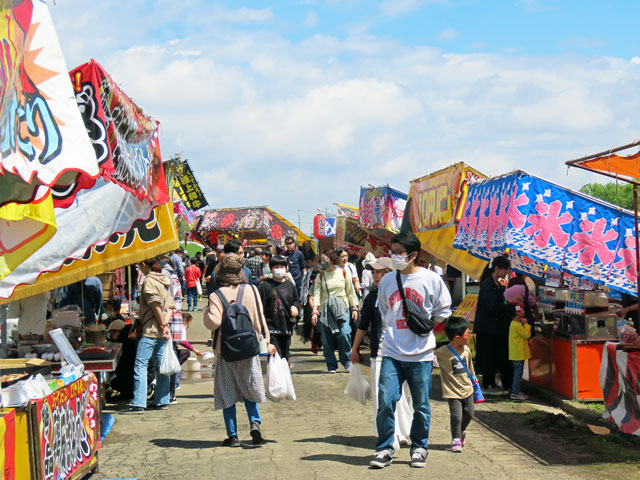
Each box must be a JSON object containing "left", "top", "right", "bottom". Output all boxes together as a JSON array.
[{"left": 92, "top": 306, "right": 625, "bottom": 480}]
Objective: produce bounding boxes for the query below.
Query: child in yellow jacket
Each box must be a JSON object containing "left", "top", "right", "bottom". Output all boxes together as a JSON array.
[{"left": 508, "top": 303, "right": 531, "bottom": 401}]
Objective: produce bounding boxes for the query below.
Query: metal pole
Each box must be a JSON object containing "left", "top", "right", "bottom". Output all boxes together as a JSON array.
[
  {"left": 0, "top": 303, "right": 7, "bottom": 359},
  {"left": 634, "top": 185, "right": 640, "bottom": 332},
  {"left": 127, "top": 265, "right": 132, "bottom": 315},
  {"left": 565, "top": 139, "right": 640, "bottom": 166}
]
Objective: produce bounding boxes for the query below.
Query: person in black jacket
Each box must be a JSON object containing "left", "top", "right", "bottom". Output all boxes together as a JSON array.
[
  {"left": 258, "top": 255, "right": 301, "bottom": 362},
  {"left": 106, "top": 320, "right": 137, "bottom": 401},
  {"left": 473, "top": 255, "right": 512, "bottom": 394}
]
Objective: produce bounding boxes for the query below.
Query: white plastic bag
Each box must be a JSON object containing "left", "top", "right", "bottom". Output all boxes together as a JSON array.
[
  {"left": 345, "top": 363, "right": 370, "bottom": 405},
  {"left": 159, "top": 339, "right": 181, "bottom": 376},
  {"left": 267, "top": 353, "right": 288, "bottom": 401},
  {"left": 282, "top": 358, "right": 296, "bottom": 401}
]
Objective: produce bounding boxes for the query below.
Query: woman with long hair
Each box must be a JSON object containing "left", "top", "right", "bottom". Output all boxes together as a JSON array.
[
  {"left": 308, "top": 249, "right": 359, "bottom": 373},
  {"left": 473, "top": 255, "right": 512, "bottom": 395}
]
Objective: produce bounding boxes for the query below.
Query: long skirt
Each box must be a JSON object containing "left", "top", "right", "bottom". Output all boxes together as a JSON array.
[{"left": 214, "top": 355, "right": 266, "bottom": 410}]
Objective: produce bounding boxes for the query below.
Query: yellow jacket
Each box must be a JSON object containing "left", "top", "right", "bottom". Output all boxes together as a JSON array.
[{"left": 509, "top": 321, "right": 531, "bottom": 361}]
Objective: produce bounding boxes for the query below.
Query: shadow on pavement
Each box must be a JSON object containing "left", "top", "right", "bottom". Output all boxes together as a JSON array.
[
  {"left": 151, "top": 438, "right": 222, "bottom": 449},
  {"left": 295, "top": 435, "right": 376, "bottom": 450},
  {"left": 300, "top": 453, "right": 370, "bottom": 466},
  {"left": 289, "top": 370, "right": 327, "bottom": 375},
  {"left": 175, "top": 394, "right": 214, "bottom": 399}
]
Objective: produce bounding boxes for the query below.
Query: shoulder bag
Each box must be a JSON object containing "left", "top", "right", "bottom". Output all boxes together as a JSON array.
[{"left": 395, "top": 271, "right": 433, "bottom": 336}]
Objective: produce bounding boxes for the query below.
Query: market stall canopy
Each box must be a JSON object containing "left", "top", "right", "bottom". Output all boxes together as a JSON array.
[
  {"left": 407, "top": 163, "right": 487, "bottom": 279},
  {"left": 0, "top": 1, "right": 103, "bottom": 280},
  {"left": 453, "top": 170, "right": 639, "bottom": 296},
  {"left": 359, "top": 185, "right": 407, "bottom": 234},
  {"left": 196, "top": 207, "right": 310, "bottom": 247},
  {"left": 566, "top": 140, "right": 640, "bottom": 185},
  {"left": 334, "top": 215, "right": 392, "bottom": 257}
]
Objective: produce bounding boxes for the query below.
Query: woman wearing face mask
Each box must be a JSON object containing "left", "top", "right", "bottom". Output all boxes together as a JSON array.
[
  {"left": 308, "top": 249, "right": 359, "bottom": 373},
  {"left": 474, "top": 255, "right": 513, "bottom": 395},
  {"left": 258, "top": 255, "right": 301, "bottom": 363}
]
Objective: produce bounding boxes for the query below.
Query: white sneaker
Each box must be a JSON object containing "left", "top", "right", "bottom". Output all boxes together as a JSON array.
[
  {"left": 510, "top": 391, "right": 529, "bottom": 401},
  {"left": 410, "top": 451, "right": 427, "bottom": 468},
  {"left": 370, "top": 450, "right": 393, "bottom": 469}
]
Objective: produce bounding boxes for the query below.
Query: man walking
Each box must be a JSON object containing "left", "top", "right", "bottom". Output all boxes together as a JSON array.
[
  {"left": 171, "top": 248, "right": 186, "bottom": 291},
  {"left": 282, "top": 236, "right": 306, "bottom": 294},
  {"left": 369, "top": 231, "right": 452, "bottom": 469}
]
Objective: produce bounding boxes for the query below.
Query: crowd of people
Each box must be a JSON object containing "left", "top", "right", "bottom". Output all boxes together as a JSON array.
[{"left": 107, "top": 233, "right": 535, "bottom": 469}]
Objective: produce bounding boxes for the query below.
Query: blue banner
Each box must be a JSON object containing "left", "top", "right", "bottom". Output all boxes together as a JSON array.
[{"left": 454, "top": 171, "right": 637, "bottom": 295}]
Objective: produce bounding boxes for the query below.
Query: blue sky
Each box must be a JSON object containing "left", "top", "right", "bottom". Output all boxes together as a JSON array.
[{"left": 48, "top": 0, "right": 640, "bottom": 233}]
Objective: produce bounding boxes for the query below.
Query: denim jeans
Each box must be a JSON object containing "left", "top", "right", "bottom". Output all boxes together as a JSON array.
[
  {"left": 186, "top": 286, "right": 198, "bottom": 310},
  {"left": 222, "top": 400, "right": 261, "bottom": 437},
  {"left": 320, "top": 313, "right": 352, "bottom": 371},
  {"left": 375, "top": 356, "right": 433, "bottom": 456},
  {"left": 129, "top": 336, "right": 171, "bottom": 408},
  {"left": 512, "top": 360, "right": 524, "bottom": 394}
]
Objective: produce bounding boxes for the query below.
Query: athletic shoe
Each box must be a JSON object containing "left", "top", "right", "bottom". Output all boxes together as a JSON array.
[
  {"left": 484, "top": 386, "right": 509, "bottom": 396},
  {"left": 369, "top": 450, "right": 393, "bottom": 469},
  {"left": 222, "top": 436, "right": 240, "bottom": 447},
  {"left": 147, "top": 404, "right": 168, "bottom": 410},
  {"left": 410, "top": 451, "right": 427, "bottom": 468},
  {"left": 169, "top": 397, "right": 177, "bottom": 404},
  {"left": 510, "top": 391, "right": 529, "bottom": 401},
  {"left": 119, "top": 406, "right": 144, "bottom": 414},
  {"left": 328, "top": 369, "right": 337, "bottom": 374},
  {"left": 250, "top": 422, "right": 265, "bottom": 444},
  {"left": 461, "top": 431, "right": 467, "bottom": 447},
  {"left": 451, "top": 439, "right": 463, "bottom": 453}
]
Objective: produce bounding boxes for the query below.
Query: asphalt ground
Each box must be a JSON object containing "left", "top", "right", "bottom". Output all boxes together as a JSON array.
[{"left": 92, "top": 299, "right": 640, "bottom": 480}]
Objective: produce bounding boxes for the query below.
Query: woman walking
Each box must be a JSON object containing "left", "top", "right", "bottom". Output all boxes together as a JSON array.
[
  {"left": 309, "top": 249, "right": 359, "bottom": 373},
  {"left": 473, "top": 255, "right": 512, "bottom": 394},
  {"left": 204, "top": 253, "right": 276, "bottom": 446},
  {"left": 121, "top": 257, "right": 174, "bottom": 413}
]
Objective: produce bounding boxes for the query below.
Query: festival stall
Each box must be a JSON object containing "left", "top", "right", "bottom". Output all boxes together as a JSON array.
[
  {"left": 195, "top": 207, "right": 311, "bottom": 248},
  {"left": 0, "top": 4, "right": 179, "bottom": 473},
  {"left": 453, "top": 170, "right": 639, "bottom": 400}
]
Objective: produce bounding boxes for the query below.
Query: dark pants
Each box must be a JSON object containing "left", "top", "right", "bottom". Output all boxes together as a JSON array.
[
  {"left": 448, "top": 395, "right": 475, "bottom": 440},
  {"left": 270, "top": 333, "right": 292, "bottom": 361},
  {"left": 475, "top": 333, "right": 512, "bottom": 390}
]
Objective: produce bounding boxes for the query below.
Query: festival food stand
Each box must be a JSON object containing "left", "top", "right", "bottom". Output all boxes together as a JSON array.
[
  {"left": 195, "top": 206, "right": 311, "bottom": 248},
  {"left": 453, "top": 170, "right": 640, "bottom": 400}
]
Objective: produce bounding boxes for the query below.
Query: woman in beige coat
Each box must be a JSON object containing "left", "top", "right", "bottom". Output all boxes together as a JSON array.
[{"left": 204, "top": 253, "right": 276, "bottom": 447}]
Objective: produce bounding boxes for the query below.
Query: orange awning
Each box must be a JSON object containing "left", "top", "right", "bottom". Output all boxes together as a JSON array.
[{"left": 577, "top": 151, "right": 640, "bottom": 182}]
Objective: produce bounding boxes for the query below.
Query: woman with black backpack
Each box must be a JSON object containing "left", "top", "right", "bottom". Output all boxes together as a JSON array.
[{"left": 203, "top": 253, "right": 276, "bottom": 447}]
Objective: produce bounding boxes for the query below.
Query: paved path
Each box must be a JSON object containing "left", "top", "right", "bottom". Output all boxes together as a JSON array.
[{"left": 93, "top": 306, "right": 615, "bottom": 480}]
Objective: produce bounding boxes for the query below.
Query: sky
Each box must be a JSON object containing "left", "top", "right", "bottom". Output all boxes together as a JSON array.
[{"left": 48, "top": 0, "right": 640, "bottom": 234}]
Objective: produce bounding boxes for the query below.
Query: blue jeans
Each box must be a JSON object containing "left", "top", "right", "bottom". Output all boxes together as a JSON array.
[
  {"left": 186, "top": 286, "right": 198, "bottom": 310},
  {"left": 320, "top": 313, "right": 352, "bottom": 371},
  {"left": 512, "top": 360, "right": 524, "bottom": 394},
  {"left": 222, "top": 400, "right": 261, "bottom": 437},
  {"left": 129, "top": 336, "right": 171, "bottom": 408},
  {"left": 376, "top": 356, "right": 432, "bottom": 456}
]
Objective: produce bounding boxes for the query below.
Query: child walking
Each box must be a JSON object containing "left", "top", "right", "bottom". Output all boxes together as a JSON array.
[
  {"left": 434, "top": 316, "right": 476, "bottom": 453},
  {"left": 508, "top": 303, "right": 531, "bottom": 400}
]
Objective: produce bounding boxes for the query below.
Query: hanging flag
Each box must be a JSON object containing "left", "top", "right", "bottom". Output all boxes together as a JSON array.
[
  {"left": 174, "top": 159, "right": 208, "bottom": 211},
  {"left": 359, "top": 185, "right": 407, "bottom": 233}
]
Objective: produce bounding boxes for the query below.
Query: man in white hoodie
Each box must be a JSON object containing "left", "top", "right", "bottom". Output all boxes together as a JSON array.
[{"left": 369, "top": 231, "right": 452, "bottom": 469}]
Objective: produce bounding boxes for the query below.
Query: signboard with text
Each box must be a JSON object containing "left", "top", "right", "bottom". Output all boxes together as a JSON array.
[{"left": 174, "top": 160, "right": 208, "bottom": 211}]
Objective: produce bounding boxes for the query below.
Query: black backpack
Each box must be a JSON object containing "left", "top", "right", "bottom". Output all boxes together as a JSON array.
[{"left": 214, "top": 284, "right": 260, "bottom": 362}]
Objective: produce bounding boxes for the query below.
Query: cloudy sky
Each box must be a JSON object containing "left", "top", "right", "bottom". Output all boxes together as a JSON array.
[{"left": 49, "top": 0, "right": 640, "bottom": 233}]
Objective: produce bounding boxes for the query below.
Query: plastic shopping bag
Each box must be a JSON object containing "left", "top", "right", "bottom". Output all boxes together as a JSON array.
[
  {"left": 159, "top": 339, "right": 182, "bottom": 376},
  {"left": 282, "top": 358, "right": 296, "bottom": 401},
  {"left": 345, "top": 363, "right": 370, "bottom": 405},
  {"left": 267, "top": 353, "right": 288, "bottom": 401}
]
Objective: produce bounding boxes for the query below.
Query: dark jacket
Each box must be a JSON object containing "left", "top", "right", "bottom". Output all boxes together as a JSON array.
[
  {"left": 258, "top": 279, "right": 301, "bottom": 335},
  {"left": 358, "top": 287, "right": 382, "bottom": 358},
  {"left": 473, "top": 276, "right": 510, "bottom": 337},
  {"left": 111, "top": 324, "right": 137, "bottom": 398},
  {"left": 283, "top": 248, "right": 306, "bottom": 290}
]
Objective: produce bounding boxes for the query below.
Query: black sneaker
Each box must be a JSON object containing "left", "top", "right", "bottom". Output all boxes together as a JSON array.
[
  {"left": 369, "top": 450, "right": 393, "bottom": 469},
  {"left": 147, "top": 404, "right": 168, "bottom": 410},
  {"left": 222, "top": 436, "right": 240, "bottom": 447},
  {"left": 119, "top": 406, "right": 144, "bottom": 414},
  {"left": 410, "top": 450, "right": 427, "bottom": 468},
  {"left": 250, "top": 421, "right": 265, "bottom": 444}
]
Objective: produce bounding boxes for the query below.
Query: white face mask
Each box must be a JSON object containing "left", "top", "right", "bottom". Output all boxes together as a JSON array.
[
  {"left": 391, "top": 253, "right": 412, "bottom": 270},
  {"left": 272, "top": 267, "right": 286, "bottom": 279}
]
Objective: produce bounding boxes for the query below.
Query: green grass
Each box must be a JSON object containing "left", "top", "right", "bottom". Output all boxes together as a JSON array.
[{"left": 581, "top": 401, "right": 606, "bottom": 415}]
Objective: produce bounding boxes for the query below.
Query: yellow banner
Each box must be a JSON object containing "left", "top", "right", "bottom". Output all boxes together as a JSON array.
[{"left": 1, "top": 201, "right": 178, "bottom": 303}]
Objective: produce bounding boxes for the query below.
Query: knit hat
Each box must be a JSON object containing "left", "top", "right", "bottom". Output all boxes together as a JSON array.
[{"left": 214, "top": 253, "right": 246, "bottom": 285}]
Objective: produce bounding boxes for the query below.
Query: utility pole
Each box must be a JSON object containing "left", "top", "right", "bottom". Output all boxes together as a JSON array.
[{"left": 297, "top": 209, "right": 302, "bottom": 229}]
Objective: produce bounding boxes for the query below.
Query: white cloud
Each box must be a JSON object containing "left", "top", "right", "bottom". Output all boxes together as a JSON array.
[
  {"left": 304, "top": 11, "right": 318, "bottom": 28},
  {"left": 436, "top": 29, "right": 458, "bottom": 40},
  {"left": 48, "top": 1, "right": 640, "bottom": 232}
]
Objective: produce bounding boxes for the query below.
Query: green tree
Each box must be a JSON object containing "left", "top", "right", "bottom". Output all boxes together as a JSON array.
[{"left": 579, "top": 182, "right": 635, "bottom": 210}]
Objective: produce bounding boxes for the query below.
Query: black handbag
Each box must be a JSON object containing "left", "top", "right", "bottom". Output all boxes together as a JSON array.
[{"left": 395, "top": 271, "right": 434, "bottom": 336}]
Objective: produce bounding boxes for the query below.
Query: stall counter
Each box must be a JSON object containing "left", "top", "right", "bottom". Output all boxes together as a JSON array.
[{"left": 528, "top": 328, "right": 605, "bottom": 401}]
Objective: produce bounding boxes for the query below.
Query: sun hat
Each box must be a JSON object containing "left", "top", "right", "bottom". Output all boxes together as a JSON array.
[
  {"left": 214, "top": 253, "right": 246, "bottom": 285},
  {"left": 367, "top": 256, "right": 394, "bottom": 271},
  {"left": 106, "top": 319, "right": 126, "bottom": 332}
]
